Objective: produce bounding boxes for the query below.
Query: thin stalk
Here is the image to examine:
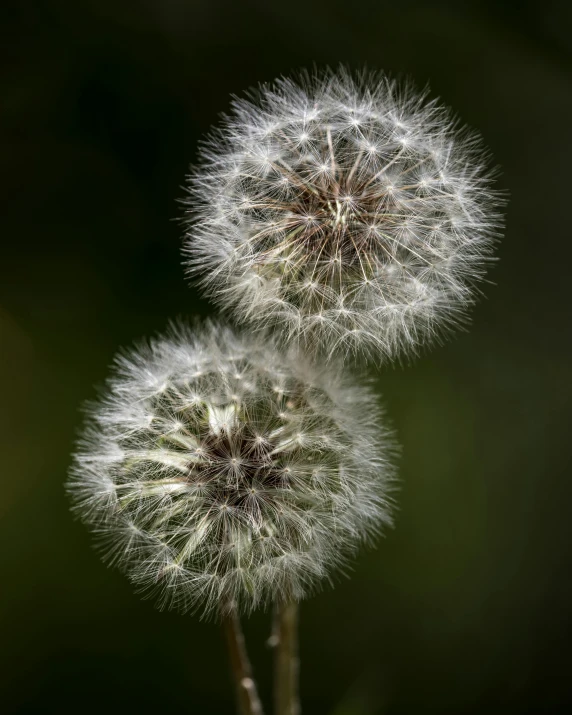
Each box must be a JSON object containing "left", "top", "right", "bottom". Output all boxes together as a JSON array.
[
  {"left": 272, "top": 601, "right": 300, "bottom": 715},
  {"left": 222, "top": 602, "right": 265, "bottom": 715}
]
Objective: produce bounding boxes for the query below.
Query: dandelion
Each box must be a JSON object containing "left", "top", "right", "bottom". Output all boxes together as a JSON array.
[
  {"left": 67, "top": 321, "right": 395, "bottom": 618},
  {"left": 183, "top": 68, "right": 503, "bottom": 362}
]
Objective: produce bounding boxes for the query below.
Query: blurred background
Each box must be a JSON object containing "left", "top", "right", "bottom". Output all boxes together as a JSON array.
[{"left": 2, "top": 0, "right": 572, "bottom": 712}]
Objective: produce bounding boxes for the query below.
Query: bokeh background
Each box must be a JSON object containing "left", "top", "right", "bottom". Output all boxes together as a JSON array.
[{"left": 2, "top": 0, "right": 572, "bottom": 712}]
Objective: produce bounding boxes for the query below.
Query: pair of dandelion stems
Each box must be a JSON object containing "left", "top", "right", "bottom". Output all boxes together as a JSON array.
[{"left": 222, "top": 600, "right": 299, "bottom": 715}]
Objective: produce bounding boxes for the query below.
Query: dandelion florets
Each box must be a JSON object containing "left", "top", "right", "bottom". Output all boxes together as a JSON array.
[
  {"left": 183, "top": 68, "right": 503, "bottom": 362},
  {"left": 67, "top": 321, "right": 395, "bottom": 617}
]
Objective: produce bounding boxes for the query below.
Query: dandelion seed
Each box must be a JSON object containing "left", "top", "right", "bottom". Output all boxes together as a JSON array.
[
  {"left": 183, "top": 68, "right": 504, "bottom": 363},
  {"left": 67, "top": 321, "right": 396, "bottom": 617}
]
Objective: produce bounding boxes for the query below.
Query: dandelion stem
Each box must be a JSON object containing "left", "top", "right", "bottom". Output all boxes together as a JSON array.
[
  {"left": 272, "top": 601, "right": 300, "bottom": 715},
  {"left": 222, "top": 602, "right": 265, "bottom": 715}
]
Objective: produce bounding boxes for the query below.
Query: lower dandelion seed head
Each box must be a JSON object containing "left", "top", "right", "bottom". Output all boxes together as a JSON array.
[
  {"left": 67, "top": 321, "right": 396, "bottom": 617},
  {"left": 183, "top": 68, "right": 504, "bottom": 363}
]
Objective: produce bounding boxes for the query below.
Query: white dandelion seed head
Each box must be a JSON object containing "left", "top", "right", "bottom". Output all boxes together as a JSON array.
[
  {"left": 183, "top": 68, "right": 504, "bottom": 363},
  {"left": 67, "top": 321, "right": 396, "bottom": 617}
]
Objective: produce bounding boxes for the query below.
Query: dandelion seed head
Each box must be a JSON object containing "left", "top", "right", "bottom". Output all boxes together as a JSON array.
[
  {"left": 67, "top": 321, "right": 396, "bottom": 617},
  {"left": 183, "top": 68, "right": 504, "bottom": 363}
]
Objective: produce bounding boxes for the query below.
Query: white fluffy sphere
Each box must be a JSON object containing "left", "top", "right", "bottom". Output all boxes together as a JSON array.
[
  {"left": 183, "top": 69, "right": 503, "bottom": 362},
  {"left": 68, "top": 321, "right": 395, "bottom": 616}
]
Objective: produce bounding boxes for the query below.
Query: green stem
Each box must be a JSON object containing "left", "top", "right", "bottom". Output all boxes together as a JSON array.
[
  {"left": 222, "top": 602, "right": 265, "bottom": 715},
  {"left": 272, "top": 601, "right": 300, "bottom": 715}
]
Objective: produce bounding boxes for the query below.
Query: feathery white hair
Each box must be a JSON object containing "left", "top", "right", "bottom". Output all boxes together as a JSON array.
[
  {"left": 67, "top": 321, "right": 395, "bottom": 617},
  {"left": 183, "top": 68, "right": 503, "bottom": 362}
]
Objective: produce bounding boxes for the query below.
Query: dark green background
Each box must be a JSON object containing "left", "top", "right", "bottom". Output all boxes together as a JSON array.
[{"left": 2, "top": 1, "right": 572, "bottom": 712}]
